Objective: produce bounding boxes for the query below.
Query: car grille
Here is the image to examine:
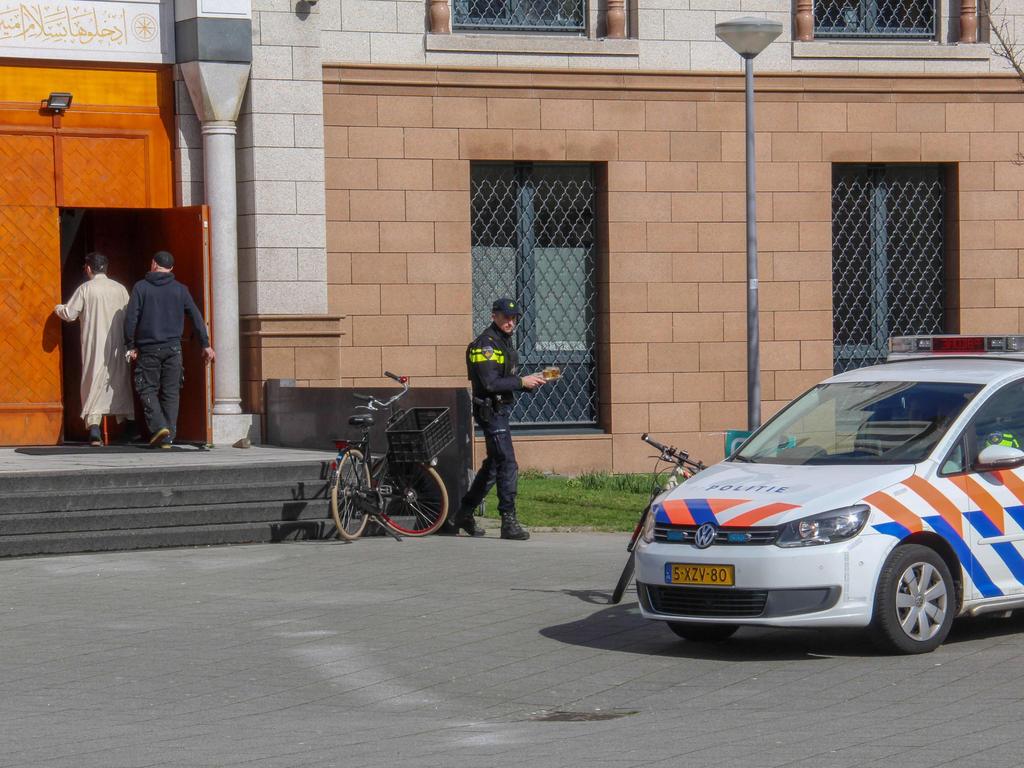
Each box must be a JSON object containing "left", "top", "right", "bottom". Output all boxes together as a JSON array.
[
  {"left": 653, "top": 524, "right": 779, "bottom": 545},
  {"left": 643, "top": 584, "right": 768, "bottom": 618}
]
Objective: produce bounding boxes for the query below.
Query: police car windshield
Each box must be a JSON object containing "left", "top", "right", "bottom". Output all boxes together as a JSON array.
[{"left": 734, "top": 381, "right": 981, "bottom": 465}]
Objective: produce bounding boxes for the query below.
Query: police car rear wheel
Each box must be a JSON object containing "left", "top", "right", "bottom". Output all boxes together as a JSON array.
[
  {"left": 665, "top": 622, "right": 738, "bottom": 643},
  {"left": 870, "top": 544, "right": 954, "bottom": 655}
]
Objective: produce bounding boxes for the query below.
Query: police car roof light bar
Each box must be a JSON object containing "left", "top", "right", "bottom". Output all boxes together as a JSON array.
[{"left": 889, "top": 334, "right": 1024, "bottom": 358}]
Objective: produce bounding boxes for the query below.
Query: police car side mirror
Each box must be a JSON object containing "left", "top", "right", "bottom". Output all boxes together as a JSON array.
[{"left": 975, "top": 444, "right": 1024, "bottom": 471}]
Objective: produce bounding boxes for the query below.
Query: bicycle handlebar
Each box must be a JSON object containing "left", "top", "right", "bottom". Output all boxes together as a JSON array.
[
  {"left": 641, "top": 433, "right": 705, "bottom": 472},
  {"left": 355, "top": 373, "right": 411, "bottom": 411}
]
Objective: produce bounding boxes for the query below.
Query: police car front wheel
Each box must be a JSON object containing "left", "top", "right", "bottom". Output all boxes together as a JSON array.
[
  {"left": 665, "top": 622, "right": 739, "bottom": 643},
  {"left": 870, "top": 544, "right": 955, "bottom": 655}
]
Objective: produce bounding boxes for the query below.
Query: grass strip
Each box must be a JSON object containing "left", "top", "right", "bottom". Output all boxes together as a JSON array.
[{"left": 478, "top": 471, "right": 658, "bottom": 531}]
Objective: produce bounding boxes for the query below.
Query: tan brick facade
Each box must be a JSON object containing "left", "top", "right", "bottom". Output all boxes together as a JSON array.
[{"left": 243, "top": 65, "right": 1024, "bottom": 474}]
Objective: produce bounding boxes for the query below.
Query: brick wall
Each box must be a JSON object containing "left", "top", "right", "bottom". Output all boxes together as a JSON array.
[{"left": 290, "top": 65, "right": 1024, "bottom": 473}]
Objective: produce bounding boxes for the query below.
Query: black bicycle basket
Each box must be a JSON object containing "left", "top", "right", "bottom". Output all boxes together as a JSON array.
[{"left": 385, "top": 407, "right": 454, "bottom": 463}]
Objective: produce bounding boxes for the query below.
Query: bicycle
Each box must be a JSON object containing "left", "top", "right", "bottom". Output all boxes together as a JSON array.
[
  {"left": 329, "top": 371, "right": 452, "bottom": 541},
  {"left": 609, "top": 433, "right": 705, "bottom": 604}
]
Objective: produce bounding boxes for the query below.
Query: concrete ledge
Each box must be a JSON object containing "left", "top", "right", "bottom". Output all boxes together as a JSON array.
[
  {"left": 793, "top": 40, "right": 991, "bottom": 59},
  {"left": 427, "top": 32, "right": 639, "bottom": 57}
]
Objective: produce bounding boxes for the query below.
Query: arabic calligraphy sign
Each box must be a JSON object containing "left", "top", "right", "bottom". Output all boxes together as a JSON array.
[{"left": 0, "top": 0, "right": 170, "bottom": 62}]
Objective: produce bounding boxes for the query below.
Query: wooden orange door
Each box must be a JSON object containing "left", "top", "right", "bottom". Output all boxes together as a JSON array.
[
  {"left": 0, "top": 206, "right": 62, "bottom": 445},
  {"left": 134, "top": 206, "right": 213, "bottom": 444},
  {"left": 0, "top": 131, "right": 62, "bottom": 445}
]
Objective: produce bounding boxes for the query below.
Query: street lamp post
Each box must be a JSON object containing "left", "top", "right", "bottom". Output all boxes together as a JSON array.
[{"left": 715, "top": 17, "right": 782, "bottom": 431}]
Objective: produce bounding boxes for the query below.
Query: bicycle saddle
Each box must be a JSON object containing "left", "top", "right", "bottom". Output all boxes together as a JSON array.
[
  {"left": 348, "top": 414, "right": 375, "bottom": 427},
  {"left": 353, "top": 393, "right": 373, "bottom": 402}
]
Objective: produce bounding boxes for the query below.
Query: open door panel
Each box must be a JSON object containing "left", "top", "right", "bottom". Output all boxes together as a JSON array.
[{"left": 134, "top": 205, "right": 213, "bottom": 445}]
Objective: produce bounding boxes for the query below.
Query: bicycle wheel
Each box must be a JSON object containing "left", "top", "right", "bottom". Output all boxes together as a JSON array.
[
  {"left": 610, "top": 550, "right": 636, "bottom": 605},
  {"left": 378, "top": 462, "right": 449, "bottom": 536},
  {"left": 330, "top": 449, "right": 371, "bottom": 541}
]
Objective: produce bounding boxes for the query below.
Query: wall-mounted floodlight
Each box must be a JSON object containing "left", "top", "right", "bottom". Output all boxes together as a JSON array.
[{"left": 44, "top": 92, "right": 73, "bottom": 114}]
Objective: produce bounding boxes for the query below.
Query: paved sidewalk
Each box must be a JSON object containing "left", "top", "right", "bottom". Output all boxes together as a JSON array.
[{"left": 4, "top": 534, "right": 1024, "bottom": 768}]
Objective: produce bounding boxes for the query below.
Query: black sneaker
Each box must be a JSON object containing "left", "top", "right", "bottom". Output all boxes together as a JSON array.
[{"left": 88, "top": 426, "right": 102, "bottom": 447}]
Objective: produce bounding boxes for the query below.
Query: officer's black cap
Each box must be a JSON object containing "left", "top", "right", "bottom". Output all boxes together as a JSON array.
[{"left": 491, "top": 297, "right": 522, "bottom": 316}]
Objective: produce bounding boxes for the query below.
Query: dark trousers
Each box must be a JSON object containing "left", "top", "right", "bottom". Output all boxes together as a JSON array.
[
  {"left": 134, "top": 344, "right": 183, "bottom": 439},
  {"left": 461, "top": 411, "right": 518, "bottom": 518}
]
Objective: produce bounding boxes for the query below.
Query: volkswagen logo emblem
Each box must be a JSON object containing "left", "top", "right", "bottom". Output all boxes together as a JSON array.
[{"left": 694, "top": 523, "right": 717, "bottom": 549}]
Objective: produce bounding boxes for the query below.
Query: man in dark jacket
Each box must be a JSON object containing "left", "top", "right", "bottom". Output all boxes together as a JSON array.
[
  {"left": 124, "top": 250, "right": 215, "bottom": 448},
  {"left": 447, "top": 297, "right": 545, "bottom": 540}
]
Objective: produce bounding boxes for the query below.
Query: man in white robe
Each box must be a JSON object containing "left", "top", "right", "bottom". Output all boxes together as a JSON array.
[{"left": 54, "top": 252, "right": 135, "bottom": 446}]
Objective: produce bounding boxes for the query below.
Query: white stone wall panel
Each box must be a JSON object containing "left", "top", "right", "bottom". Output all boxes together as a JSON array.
[
  {"left": 253, "top": 147, "right": 326, "bottom": 181},
  {"left": 342, "top": 0, "right": 398, "bottom": 31},
  {"left": 322, "top": 30, "right": 372, "bottom": 61},
  {"left": 370, "top": 32, "right": 427, "bottom": 61},
  {"left": 257, "top": 281, "right": 328, "bottom": 313},
  {"left": 245, "top": 80, "right": 324, "bottom": 115}
]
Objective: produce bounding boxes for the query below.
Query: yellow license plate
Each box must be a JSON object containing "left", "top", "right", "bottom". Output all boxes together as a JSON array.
[{"left": 666, "top": 563, "right": 735, "bottom": 586}]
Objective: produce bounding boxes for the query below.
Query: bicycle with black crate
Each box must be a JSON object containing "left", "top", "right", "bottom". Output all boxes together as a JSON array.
[{"left": 329, "top": 371, "right": 454, "bottom": 541}]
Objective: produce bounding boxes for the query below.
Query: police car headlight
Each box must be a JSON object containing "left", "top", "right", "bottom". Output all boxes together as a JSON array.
[
  {"left": 775, "top": 505, "right": 870, "bottom": 548},
  {"left": 640, "top": 507, "right": 658, "bottom": 543}
]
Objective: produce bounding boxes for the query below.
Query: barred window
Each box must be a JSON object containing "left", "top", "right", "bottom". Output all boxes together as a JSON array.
[
  {"left": 452, "top": 0, "right": 585, "bottom": 32},
  {"left": 815, "top": 0, "right": 935, "bottom": 37},
  {"left": 832, "top": 165, "right": 948, "bottom": 373},
  {"left": 471, "top": 163, "right": 598, "bottom": 428}
]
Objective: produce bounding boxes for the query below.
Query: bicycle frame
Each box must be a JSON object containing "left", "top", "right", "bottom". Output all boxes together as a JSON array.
[{"left": 331, "top": 371, "right": 412, "bottom": 541}]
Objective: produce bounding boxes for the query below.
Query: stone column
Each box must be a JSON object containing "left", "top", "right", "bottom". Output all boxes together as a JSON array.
[
  {"left": 795, "top": 0, "right": 814, "bottom": 41},
  {"left": 181, "top": 61, "right": 252, "bottom": 431},
  {"left": 960, "top": 0, "right": 978, "bottom": 42},
  {"left": 203, "top": 120, "right": 242, "bottom": 416}
]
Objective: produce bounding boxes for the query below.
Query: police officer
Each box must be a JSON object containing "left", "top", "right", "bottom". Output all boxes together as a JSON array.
[{"left": 447, "top": 298, "right": 546, "bottom": 540}]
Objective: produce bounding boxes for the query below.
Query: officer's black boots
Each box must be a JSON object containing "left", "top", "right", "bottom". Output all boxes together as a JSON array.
[
  {"left": 457, "top": 510, "right": 486, "bottom": 537},
  {"left": 438, "top": 508, "right": 486, "bottom": 537},
  {"left": 500, "top": 512, "right": 530, "bottom": 541}
]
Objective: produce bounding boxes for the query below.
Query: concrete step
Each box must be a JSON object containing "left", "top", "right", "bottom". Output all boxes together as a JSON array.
[
  {"left": 0, "top": 478, "right": 329, "bottom": 515},
  {"left": 0, "top": 461, "right": 330, "bottom": 495},
  {"left": 0, "top": 499, "right": 332, "bottom": 536},
  {"left": 0, "top": 520, "right": 337, "bottom": 558}
]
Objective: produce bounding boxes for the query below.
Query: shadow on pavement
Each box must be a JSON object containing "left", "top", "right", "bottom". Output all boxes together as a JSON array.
[
  {"left": 510, "top": 587, "right": 612, "bottom": 605},
  {"left": 542, "top": 595, "right": 1024, "bottom": 660},
  {"left": 947, "top": 611, "right": 1024, "bottom": 644},
  {"left": 539, "top": 598, "right": 877, "bottom": 661}
]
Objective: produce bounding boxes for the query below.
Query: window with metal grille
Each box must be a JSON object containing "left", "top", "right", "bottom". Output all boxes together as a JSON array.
[
  {"left": 814, "top": 0, "right": 934, "bottom": 37},
  {"left": 471, "top": 163, "right": 598, "bottom": 428},
  {"left": 452, "top": 0, "right": 585, "bottom": 32},
  {"left": 832, "top": 165, "right": 947, "bottom": 373}
]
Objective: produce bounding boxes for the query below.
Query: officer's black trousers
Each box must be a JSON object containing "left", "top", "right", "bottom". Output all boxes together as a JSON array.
[
  {"left": 134, "top": 343, "right": 183, "bottom": 439},
  {"left": 461, "top": 413, "right": 518, "bottom": 517}
]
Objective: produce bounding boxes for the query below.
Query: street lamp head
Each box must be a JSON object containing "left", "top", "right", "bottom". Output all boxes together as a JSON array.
[{"left": 715, "top": 17, "right": 783, "bottom": 58}]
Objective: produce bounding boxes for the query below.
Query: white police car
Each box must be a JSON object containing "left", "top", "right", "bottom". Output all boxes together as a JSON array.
[{"left": 635, "top": 335, "right": 1024, "bottom": 653}]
